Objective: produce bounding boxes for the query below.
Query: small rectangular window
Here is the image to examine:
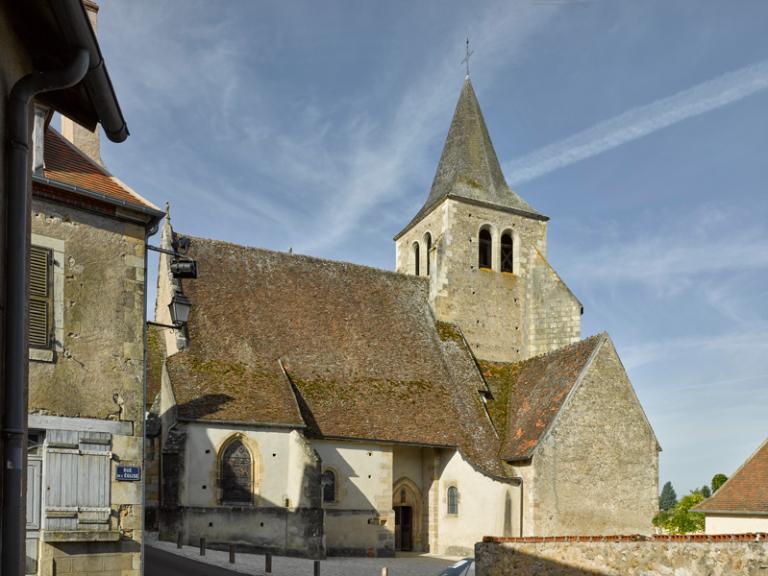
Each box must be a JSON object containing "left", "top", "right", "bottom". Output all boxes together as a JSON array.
[{"left": 29, "top": 246, "right": 53, "bottom": 349}]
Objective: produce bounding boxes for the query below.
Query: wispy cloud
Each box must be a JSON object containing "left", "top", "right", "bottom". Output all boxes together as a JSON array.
[
  {"left": 504, "top": 59, "right": 768, "bottom": 185},
  {"left": 561, "top": 207, "right": 768, "bottom": 297}
]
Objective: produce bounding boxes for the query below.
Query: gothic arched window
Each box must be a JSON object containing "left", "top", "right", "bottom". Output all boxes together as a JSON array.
[
  {"left": 221, "top": 439, "right": 252, "bottom": 503},
  {"left": 447, "top": 486, "right": 459, "bottom": 515},
  {"left": 322, "top": 469, "right": 337, "bottom": 503},
  {"left": 413, "top": 242, "right": 420, "bottom": 276},
  {"left": 478, "top": 229, "right": 492, "bottom": 270},
  {"left": 424, "top": 232, "right": 432, "bottom": 276},
  {"left": 501, "top": 232, "right": 513, "bottom": 273}
]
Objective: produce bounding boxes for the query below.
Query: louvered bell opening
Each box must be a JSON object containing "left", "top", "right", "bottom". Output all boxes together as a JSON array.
[{"left": 29, "top": 246, "right": 52, "bottom": 348}]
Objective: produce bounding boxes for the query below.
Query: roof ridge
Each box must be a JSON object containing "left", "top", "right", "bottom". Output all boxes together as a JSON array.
[{"left": 182, "top": 233, "right": 430, "bottom": 283}]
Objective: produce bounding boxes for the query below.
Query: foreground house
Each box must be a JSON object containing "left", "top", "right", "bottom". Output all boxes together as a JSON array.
[
  {"left": 693, "top": 437, "right": 768, "bottom": 534},
  {"left": 152, "top": 78, "right": 659, "bottom": 557}
]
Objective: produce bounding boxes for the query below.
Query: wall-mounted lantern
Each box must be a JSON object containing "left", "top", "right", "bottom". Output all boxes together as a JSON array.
[{"left": 169, "top": 292, "right": 191, "bottom": 326}]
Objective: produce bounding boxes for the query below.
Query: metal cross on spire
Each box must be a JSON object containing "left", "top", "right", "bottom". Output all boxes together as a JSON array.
[{"left": 461, "top": 36, "right": 474, "bottom": 78}]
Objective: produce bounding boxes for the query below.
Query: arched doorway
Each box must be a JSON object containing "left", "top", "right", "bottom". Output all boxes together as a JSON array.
[{"left": 393, "top": 478, "right": 422, "bottom": 552}]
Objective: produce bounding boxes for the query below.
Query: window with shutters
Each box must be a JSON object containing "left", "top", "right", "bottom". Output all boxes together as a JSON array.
[
  {"left": 29, "top": 246, "right": 53, "bottom": 349},
  {"left": 44, "top": 430, "right": 112, "bottom": 536},
  {"left": 220, "top": 438, "right": 253, "bottom": 504}
]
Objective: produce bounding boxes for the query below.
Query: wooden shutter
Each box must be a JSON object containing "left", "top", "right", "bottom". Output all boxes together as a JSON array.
[
  {"left": 45, "top": 430, "right": 112, "bottom": 532},
  {"left": 29, "top": 246, "right": 52, "bottom": 348}
]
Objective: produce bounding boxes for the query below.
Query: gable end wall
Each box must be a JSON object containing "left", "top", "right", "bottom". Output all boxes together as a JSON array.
[{"left": 530, "top": 339, "right": 658, "bottom": 535}]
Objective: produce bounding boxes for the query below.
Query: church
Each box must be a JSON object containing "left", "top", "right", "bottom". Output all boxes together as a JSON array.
[{"left": 149, "top": 77, "right": 660, "bottom": 557}]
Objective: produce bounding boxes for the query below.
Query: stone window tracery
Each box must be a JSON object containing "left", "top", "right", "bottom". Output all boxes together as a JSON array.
[{"left": 220, "top": 438, "right": 252, "bottom": 504}]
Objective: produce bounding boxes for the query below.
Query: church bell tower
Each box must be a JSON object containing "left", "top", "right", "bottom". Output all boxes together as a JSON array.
[{"left": 394, "top": 78, "right": 582, "bottom": 363}]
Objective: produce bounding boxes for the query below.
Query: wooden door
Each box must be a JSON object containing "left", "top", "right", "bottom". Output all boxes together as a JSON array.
[{"left": 394, "top": 506, "right": 413, "bottom": 551}]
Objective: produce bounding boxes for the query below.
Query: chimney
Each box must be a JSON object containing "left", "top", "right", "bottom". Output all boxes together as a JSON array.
[
  {"left": 60, "top": 0, "right": 103, "bottom": 166},
  {"left": 32, "top": 105, "right": 49, "bottom": 176}
]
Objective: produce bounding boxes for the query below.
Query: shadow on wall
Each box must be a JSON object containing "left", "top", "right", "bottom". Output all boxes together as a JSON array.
[{"left": 478, "top": 550, "right": 610, "bottom": 576}]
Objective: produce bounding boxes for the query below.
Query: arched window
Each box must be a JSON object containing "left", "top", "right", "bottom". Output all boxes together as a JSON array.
[
  {"left": 447, "top": 486, "right": 459, "bottom": 515},
  {"left": 478, "top": 229, "right": 492, "bottom": 269},
  {"left": 322, "top": 469, "right": 337, "bottom": 503},
  {"left": 501, "top": 232, "right": 513, "bottom": 273},
  {"left": 221, "top": 439, "right": 252, "bottom": 503},
  {"left": 412, "top": 242, "right": 420, "bottom": 276},
  {"left": 424, "top": 232, "right": 432, "bottom": 276}
]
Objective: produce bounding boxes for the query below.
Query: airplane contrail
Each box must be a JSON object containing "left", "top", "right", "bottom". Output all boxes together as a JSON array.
[{"left": 504, "top": 59, "right": 768, "bottom": 185}]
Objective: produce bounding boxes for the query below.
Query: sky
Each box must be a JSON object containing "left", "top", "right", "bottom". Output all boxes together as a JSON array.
[{"left": 93, "top": 0, "right": 768, "bottom": 496}]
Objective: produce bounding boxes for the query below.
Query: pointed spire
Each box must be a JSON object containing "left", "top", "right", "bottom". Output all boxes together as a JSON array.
[{"left": 397, "top": 79, "right": 545, "bottom": 238}]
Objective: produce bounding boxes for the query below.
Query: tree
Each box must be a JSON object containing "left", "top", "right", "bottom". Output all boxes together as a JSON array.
[
  {"left": 711, "top": 473, "right": 728, "bottom": 493},
  {"left": 653, "top": 490, "right": 705, "bottom": 534},
  {"left": 700, "top": 485, "right": 711, "bottom": 498},
  {"left": 659, "top": 481, "right": 677, "bottom": 511}
]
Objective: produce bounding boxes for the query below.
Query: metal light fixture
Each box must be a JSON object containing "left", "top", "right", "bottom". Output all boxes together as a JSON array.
[
  {"left": 168, "top": 292, "right": 191, "bottom": 326},
  {"left": 170, "top": 257, "right": 197, "bottom": 279}
]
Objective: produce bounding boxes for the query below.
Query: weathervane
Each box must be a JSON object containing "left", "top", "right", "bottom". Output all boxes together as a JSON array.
[{"left": 461, "top": 36, "right": 474, "bottom": 78}]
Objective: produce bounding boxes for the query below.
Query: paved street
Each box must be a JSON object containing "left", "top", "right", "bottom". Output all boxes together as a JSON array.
[
  {"left": 145, "top": 533, "right": 460, "bottom": 576},
  {"left": 146, "top": 545, "right": 243, "bottom": 576}
]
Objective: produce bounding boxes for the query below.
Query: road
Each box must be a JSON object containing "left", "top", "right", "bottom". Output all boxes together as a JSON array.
[{"left": 145, "top": 545, "right": 244, "bottom": 576}]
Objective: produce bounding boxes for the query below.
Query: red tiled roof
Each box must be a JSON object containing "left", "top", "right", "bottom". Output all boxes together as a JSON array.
[
  {"left": 693, "top": 437, "right": 768, "bottom": 515},
  {"left": 41, "top": 128, "right": 158, "bottom": 211},
  {"left": 480, "top": 334, "right": 605, "bottom": 462}
]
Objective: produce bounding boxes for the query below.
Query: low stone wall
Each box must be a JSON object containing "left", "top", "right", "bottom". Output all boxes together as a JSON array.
[{"left": 476, "top": 534, "right": 768, "bottom": 576}]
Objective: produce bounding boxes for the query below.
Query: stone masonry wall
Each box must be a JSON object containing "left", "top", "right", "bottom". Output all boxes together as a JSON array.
[
  {"left": 530, "top": 338, "right": 658, "bottom": 536},
  {"left": 397, "top": 198, "right": 559, "bottom": 363},
  {"left": 30, "top": 197, "right": 147, "bottom": 576},
  {"left": 476, "top": 535, "right": 768, "bottom": 576}
]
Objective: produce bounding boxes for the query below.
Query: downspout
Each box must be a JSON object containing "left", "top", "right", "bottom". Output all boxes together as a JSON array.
[{"left": 2, "top": 48, "right": 90, "bottom": 576}]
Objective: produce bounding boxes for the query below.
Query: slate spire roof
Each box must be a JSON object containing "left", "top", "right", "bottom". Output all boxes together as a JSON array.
[{"left": 397, "top": 78, "right": 544, "bottom": 238}]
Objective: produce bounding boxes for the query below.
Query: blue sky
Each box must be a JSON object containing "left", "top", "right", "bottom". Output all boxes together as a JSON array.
[{"left": 95, "top": 0, "right": 768, "bottom": 496}]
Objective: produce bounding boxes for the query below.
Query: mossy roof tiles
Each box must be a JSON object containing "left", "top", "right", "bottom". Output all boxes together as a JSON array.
[
  {"left": 168, "top": 236, "right": 507, "bottom": 473},
  {"left": 480, "top": 334, "right": 605, "bottom": 462}
]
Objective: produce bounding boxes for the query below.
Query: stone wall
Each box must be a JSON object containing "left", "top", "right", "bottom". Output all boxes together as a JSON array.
[
  {"left": 476, "top": 534, "right": 768, "bottom": 576},
  {"left": 530, "top": 337, "right": 659, "bottom": 536},
  {"left": 29, "top": 197, "right": 149, "bottom": 576}
]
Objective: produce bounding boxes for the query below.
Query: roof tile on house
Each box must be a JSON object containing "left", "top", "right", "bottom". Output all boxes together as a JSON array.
[
  {"left": 479, "top": 334, "right": 605, "bottom": 462},
  {"left": 42, "top": 128, "right": 158, "bottom": 211},
  {"left": 693, "top": 437, "right": 768, "bottom": 515}
]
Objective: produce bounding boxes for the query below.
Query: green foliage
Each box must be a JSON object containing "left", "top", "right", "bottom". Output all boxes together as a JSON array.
[
  {"left": 711, "top": 473, "right": 728, "bottom": 492},
  {"left": 700, "top": 485, "right": 711, "bottom": 498},
  {"left": 659, "top": 481, "right": 678, "bottom": 511},
  {"left": 653, "top": 490, "right": 705, "bottom": 534}
]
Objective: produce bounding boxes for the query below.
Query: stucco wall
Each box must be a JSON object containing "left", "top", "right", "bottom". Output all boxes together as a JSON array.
[
  {"left": 435, "top": 450, "right": 522, "bottom": 556},
  {"left": 396, "top": 198, "right": 579, "bottom": 363},
  {"left": 706, "top": 514, "right": 768, "bottom": 534},
  {"left": 530, "top": 338, "right": 658, "bottom": 535},
  {"left": 162, "top": 422, "right": 324, "bottom": 558},
  {"left": 476, "top": 536, "right": 768, "bottom": 576},
  {"left": 313, "top": 440, "right": 394, "bottom": 555}
]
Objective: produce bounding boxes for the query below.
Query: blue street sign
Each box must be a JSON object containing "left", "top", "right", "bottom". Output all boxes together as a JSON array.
[{"left": 116, "top": 465, "right": 141, "bottom": 482}]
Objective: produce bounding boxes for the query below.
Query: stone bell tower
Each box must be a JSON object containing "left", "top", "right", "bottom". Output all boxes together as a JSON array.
[{"left": 394, "top": 78, "right": 581, "bottom": 363}]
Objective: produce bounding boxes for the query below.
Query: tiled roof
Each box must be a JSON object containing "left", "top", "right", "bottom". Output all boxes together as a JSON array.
[
  {"left": 167, "top": 236, "right": 507, "bottom": 476},
  {"left": 41, "top": 128, "right": 158, "bottom": 211},
  {"left": 397, "top": 78, "right": 544, "bottom": 238},
  {"left": 693, "top": 437, "right": 768, "bottom": 515},
  {"left": 480, "top": 334, "right": 605, "bottom": 462}
]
